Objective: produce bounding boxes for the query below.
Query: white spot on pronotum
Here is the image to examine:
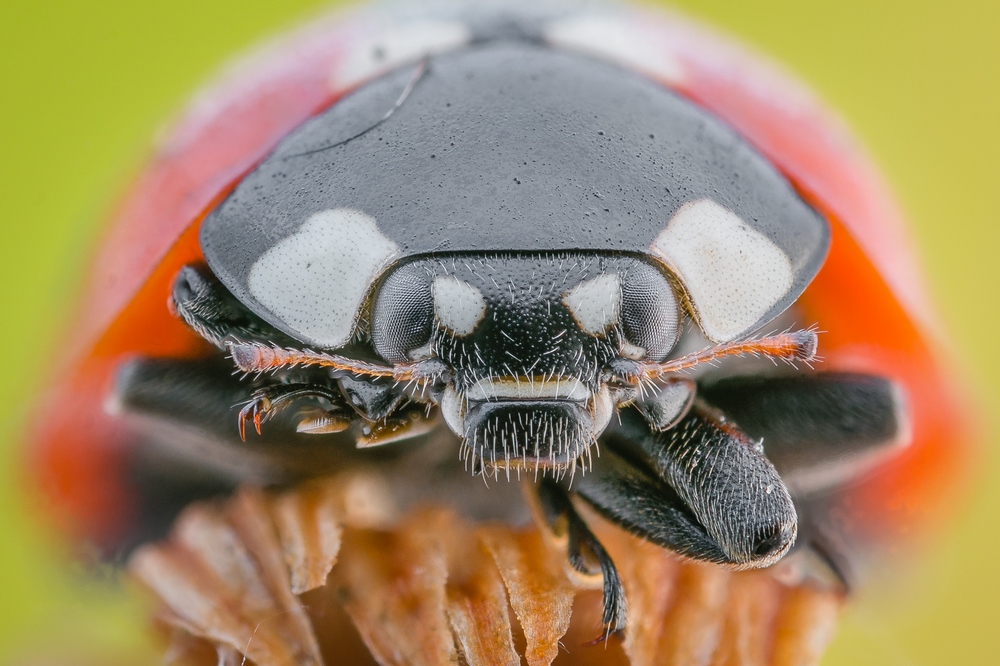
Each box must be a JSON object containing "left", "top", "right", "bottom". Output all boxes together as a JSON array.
[
  {"left": 432, "top": 275, "right": 487, "bottom": 336},
  {"left": 247, "top": 208, "right": 399, "bottom": 349},
  {"left": 544, "top": 14, "right": 684, "bottom": 86},
  {"left": 562, "top": 273, "right": 622, "bottom": 336},
  {"left": 331, "top": 20, "right": 472, "bottom": 91},
  {"left": 650, "top": 199, "right": 794, "bottom": 342}
]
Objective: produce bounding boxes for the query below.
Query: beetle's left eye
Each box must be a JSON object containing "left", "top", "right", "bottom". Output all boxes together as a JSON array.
[
  {"left": 620, "top": 262, "right": 681, "bottom": 362},
  {"left": 371, "top": 267, "right": 434, "bottom": 364}
]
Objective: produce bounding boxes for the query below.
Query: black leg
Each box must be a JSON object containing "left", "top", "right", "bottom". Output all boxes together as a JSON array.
[
  {"left": 114, "top": 355, "right": 257, "bottom": 440},
  {"left": 573, "top": 406, "right": 797, "bottom": 568},
  {"left": 533, "top": 479, "right": 627, "bottom": 639},
  {"left": 238, "top": 383, "right": 350, "bottom": 440},
  {"left": 700, "top": 372, "right": 907, "bottom": 493},
  {"left": 115, "top": 356, "right": 351, "bottom": 444}
]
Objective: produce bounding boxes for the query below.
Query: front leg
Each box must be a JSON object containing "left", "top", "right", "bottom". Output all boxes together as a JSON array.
[
  {"left": 115, "top": 357, "right": 354, "bottom": 452},
  {"left": 527, "top": 403, "right": 796, "bottom": 639},
  {"left": 238, "top": 383, "right": 351, "bottom": 440},
  {"left": 573, "top": 406, "right": 797, "bottom": 569},
  {"left": 531, "top": 479, "right": 627, "bottom": 640}
]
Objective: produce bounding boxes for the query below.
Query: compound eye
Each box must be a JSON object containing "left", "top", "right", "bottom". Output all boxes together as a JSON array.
[
  {"left": 621, "top": 262, "right": 680, "bottom": 362},
  {"left": 371, "top": 267, "right": 434, "bottom": 364}
]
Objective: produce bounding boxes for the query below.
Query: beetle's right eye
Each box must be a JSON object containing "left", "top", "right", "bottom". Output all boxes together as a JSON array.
[{"left": 371, "top": 268, "right": 435, "bottom": 364}]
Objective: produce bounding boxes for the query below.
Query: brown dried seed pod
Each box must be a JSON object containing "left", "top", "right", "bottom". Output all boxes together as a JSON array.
[
  {"left": 479, "top": 527, "right": 576, "bottom": 666},
  {"left": 130, "top": 474, "right": 843, "bottom": 666}
]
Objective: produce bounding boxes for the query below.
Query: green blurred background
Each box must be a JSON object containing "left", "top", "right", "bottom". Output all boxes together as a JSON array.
[{"left": 0, "top": 0, "right": 996, "bottom": 663}]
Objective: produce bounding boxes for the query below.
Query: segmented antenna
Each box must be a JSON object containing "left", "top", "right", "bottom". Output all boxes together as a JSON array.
[
  {"left": 227, "top": 341, "right": 415, "bottom": 380},
  {"left": 639, "top": 328, "right": 819, "bottom": 381}
]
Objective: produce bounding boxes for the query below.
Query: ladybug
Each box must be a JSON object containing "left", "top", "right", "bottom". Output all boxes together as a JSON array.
[{"left": 30, "top": 0, "right": 968, "bottom": 638}]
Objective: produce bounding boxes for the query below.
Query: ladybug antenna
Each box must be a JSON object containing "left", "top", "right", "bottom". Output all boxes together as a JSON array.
[
  {"left": 638, "top": 327, "right": 820, "bottom": 381},
  {"left": 226, "top": 340, "right": 416, "bottom": 381}
]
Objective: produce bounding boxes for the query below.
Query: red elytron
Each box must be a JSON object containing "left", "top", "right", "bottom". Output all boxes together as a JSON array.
[{"left": 29, "top": 3, "right": 968, "bottom": 566}]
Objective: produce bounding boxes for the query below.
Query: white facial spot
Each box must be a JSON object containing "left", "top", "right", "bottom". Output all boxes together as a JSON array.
[
  {"left": 247, "top": 208, "right": 399, "bottom": 349},
  {"left": 650, "top": 199, "right": 794, "bottom": 342},
  {"left": 545, "top": 14, "right": 684, "bottom": 87},
  {"left": 562, "top": 273, "right": 622, "bottom": 336},
  {"left": 432, "top": 275, "right": 487, "bottom": 336},
  {"left": 331, "top": 20, "right": 472, "bottom": 91}
]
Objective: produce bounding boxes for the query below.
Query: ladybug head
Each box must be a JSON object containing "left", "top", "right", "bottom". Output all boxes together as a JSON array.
[{"left": 370, "top": 253, "right": 681, "bottom": 471}]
